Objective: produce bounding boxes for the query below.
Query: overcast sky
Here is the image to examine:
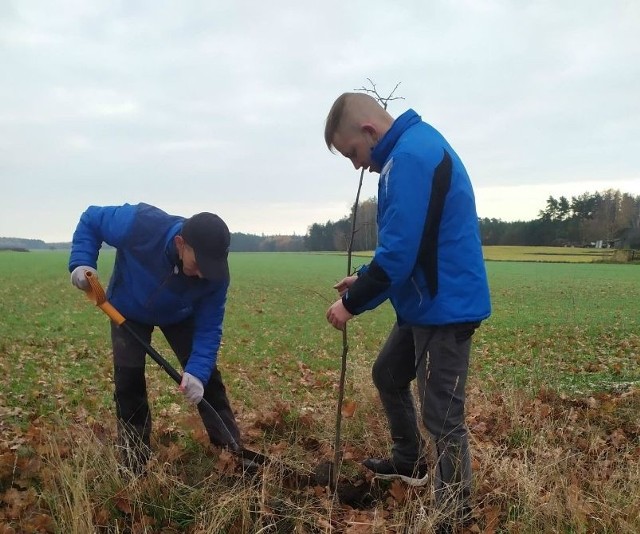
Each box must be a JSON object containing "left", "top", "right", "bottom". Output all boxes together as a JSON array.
[{"left": 1, "top": 1, "right": 639, "bottom": 242}]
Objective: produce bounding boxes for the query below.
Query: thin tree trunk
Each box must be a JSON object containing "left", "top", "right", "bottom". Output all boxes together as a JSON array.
[
  {"left": 330, "top": 79, "right": 402, "bottom": 494},
  {"left": 331, "top": 168, "right": 365, "bottom": 491}
]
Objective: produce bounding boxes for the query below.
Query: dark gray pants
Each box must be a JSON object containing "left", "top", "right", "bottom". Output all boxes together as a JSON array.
[
  {"left": 111, "top": 318, "right": 241, "bottom": 468},
  {"left": 372, "top": 322, "right": 477, "bottom": 514}
]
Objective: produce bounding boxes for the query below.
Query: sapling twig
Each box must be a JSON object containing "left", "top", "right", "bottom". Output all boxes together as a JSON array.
[
  {"left": 330, "top": 80, "right": 403, "bottom": 493},
  {"left": 331, "top": 165, "right": 365, "bottom": 491}
]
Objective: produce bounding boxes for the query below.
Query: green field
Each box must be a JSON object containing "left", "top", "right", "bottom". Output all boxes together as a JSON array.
[
  {"left": 353, "top": 245, "right": 621, "bottom": 263},
  {"left": 0, "top": 249, "right": 638, "bottom": 533},
  {"left": 481, "top": 245, "right": 617, "bottom": 262},
  {"left": 2, "top": 249, "right": 637, "bottom": 406}
]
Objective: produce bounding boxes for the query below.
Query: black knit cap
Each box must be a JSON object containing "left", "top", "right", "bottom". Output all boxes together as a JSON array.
[{"left": 181, "top": 212, "right": 230, "bottom": 281}]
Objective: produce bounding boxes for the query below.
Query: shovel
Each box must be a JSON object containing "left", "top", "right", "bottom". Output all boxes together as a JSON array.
[
  {"left": 82, "top": 270, "right": 268, "bottom": 465},
  {"left": 81, "top": 274, "right": 396, "bottom": 505}
]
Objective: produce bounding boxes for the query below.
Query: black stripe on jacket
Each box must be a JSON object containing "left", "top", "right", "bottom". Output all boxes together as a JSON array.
[
  {"left": 341, "top": 149, "right": 452, "bottom": 314},
  {"left": 417, "top": 149, "right": 452, "bottom": 299}
]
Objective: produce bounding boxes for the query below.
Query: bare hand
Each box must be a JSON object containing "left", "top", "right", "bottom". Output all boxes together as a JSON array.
[
  {"left": 333, "top": 275, "right": 358, "bottom": 297},
  {"left": 326, "top": 299, "right": 353, "bottom": 330}
]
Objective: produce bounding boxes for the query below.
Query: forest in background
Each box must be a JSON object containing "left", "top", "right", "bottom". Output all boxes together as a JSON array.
[
  {"left": 2, "top": 189, "right": 639, "bottom": 253},
  {"left": 305, "top": 189, "right": 640, "bottom": 251}
]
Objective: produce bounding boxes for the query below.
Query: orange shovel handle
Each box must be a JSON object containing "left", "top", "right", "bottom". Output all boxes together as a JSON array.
[
  {"left": 84, "top": 271, "right": 126, "bottom": 325},
  {"left": 80, "top": 269, "right": 245, "bottom": 454}
]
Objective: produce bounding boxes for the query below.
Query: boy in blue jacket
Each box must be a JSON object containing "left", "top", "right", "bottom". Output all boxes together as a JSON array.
[
  {"left": 69, "top": 203, "right": 242, "bottom": 472},
  {"left": 324, "top": 93, "right": 491, "bottom": 528}
]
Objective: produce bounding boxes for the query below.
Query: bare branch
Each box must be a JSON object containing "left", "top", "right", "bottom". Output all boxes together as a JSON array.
[
  {"left": 384, "top": 81, "right": 404, "bottom": 104},
  {"left": 355, "top": 79, "right": 404, "bottom": 110}
]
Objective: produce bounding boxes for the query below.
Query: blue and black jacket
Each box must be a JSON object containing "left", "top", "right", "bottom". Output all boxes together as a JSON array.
[
  {"left": 68, "top": 203, "right": 228, "bottom": 384},
  {"left": 342, "top": 110, "right": 491, "bottom": 326}
]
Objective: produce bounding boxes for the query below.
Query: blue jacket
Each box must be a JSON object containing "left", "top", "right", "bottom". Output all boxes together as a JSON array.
[
  {"left": 69, "top": 203, "right": 228, "bottom": 384},
  {"left": 342, "top": 110, "right": 491, "bottom": 326}
]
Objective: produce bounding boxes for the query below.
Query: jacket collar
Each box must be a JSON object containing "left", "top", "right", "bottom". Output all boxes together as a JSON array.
[{"left": 371, "top": 109, "right": 421, "bottom": 169}]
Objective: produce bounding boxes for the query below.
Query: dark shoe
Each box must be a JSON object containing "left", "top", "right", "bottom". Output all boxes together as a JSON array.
[
  {"left": 117, "top": 443, "right": 151, "bottom": 477},
  {"left": 435, "top": 523, "right": 453, "bottom": 534},
  {"left": 436, "top": 505, "right": 475, "bottom": 534},
  {"left": 238, "top": 456, "right": 260, "bottom": 477},
  {"left": 117, "top": 453, "right": 149, "bottom": 477},
  {"left": 362, "top": 457, "right": 428, "bottom": 486},
  {"left": 235, "top": 447, "right": 263, "bottom": 477}
]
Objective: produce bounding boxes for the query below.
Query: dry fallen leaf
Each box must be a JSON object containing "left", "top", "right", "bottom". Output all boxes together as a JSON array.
[
  {"left": 481, "top": 505, "right": 501, "bottom": 534},
  {"left": 341, "top": 400, "right": 357, "bottom": 418},
  {"left": 114, "top": 496, "right": 133, "bottom": 516},
  {"left": 214, "top": 448, "right": 236, "bottom": 473},
  {"left": 388, "top": 480, "right": 406, "bottom": 504},
  {"left": 2, "top": 487, "right": 37, "bottom": 519}
]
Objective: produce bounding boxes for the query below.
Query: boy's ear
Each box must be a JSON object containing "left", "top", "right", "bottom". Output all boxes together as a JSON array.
[{"left": 362, "top": 123, "right": 378, "bottom": 143}]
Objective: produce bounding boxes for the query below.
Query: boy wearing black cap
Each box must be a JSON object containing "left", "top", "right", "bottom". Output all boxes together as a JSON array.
[{"left": 69, "top": 202, "right": 241, "bottom": 472}]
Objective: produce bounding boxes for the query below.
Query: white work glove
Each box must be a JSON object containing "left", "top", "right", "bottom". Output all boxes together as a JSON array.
[
  {"left": 70, "top": 266, "right": 98, "bottom": 290},
  {"left": 179, "top": 372, "right": 204, "bottom": 404}
]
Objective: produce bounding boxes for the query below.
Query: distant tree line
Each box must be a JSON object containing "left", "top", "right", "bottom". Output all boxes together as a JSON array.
[
  {"left": 305, "top": 189, "right": 640, "bottom": 251},
  {"left": 0, "top": 234, "right": 306, "bottom": 253},
  {"left": 481, "top": 189, "right": 640, "bottom": 248},
  {"left": 4, "top": 190, "right": 639, "bottom": 252},
  {"left": 0, "top": 237, "right": 73, "bottom": 250},
  {"left": 231, "top": 233, "right": 305, "bottom": 252},
  {"left": 305, "top": 197, "right": 378, "bottom": 251}
]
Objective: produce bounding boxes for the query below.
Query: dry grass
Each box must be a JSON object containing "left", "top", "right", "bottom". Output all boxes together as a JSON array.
[
  {"left": 469, "top": 386, "right": 639, "bottom": 533},
  {"left": 1, "top": 252, "right": 638, "bottom": 532},
  {"left": 28, "top": 377, "right": 638, "bottom": 534}
]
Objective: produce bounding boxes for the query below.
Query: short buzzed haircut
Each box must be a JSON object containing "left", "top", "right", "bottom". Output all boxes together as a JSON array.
[
  {"left": 324, "top": 93, "right": 351, "bottom": 151},
  {"left": 324, "top": 92, "right": 385, "bottom": 151}
]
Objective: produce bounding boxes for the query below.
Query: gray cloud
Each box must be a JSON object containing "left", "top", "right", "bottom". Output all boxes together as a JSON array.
[{"left": 1, "top": 0, "right": 639, "bottom": 240}]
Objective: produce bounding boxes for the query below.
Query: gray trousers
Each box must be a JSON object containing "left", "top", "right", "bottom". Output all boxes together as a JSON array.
[
  {"left": 372, "top": 322, "right": 477, "bottom": 513},
  {"left": 111, "top": 318, "right": 241, "bottom": 468}
]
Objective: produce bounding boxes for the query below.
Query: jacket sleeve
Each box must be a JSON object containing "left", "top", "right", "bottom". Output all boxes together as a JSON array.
[
  {"left": 342, "top": 153, "right": 432, "bottom": 314},
  {"left": 68, "top": 204, "right": 137, "bottom": 271},
  {"left": 184, "top": 282, "right": 228, "bottom": 385}
]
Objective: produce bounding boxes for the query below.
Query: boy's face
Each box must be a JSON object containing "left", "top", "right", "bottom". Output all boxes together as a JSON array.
[
  {"left": 332, "top": 126, "right": 378, "bottom": 173},
  {"left": 175, "top": 236, "right": 203, "bottom": 278}
]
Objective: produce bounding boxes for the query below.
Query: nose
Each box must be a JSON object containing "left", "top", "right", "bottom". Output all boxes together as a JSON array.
[{"left": 351, "top": 158, "right": 360, "bottom": 170}]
